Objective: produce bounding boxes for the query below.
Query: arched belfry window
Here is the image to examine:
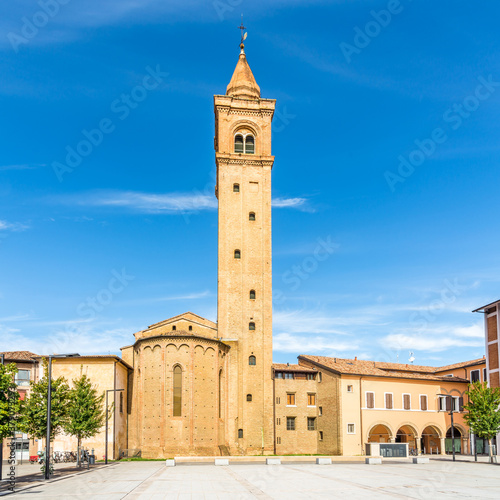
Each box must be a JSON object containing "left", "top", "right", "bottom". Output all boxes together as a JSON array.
[
  {"left": 249, "top": 322, "right": 255, "bottom": 330},
  {"left": 249, "top": 355, "right": 256, "bottom": 366},
  {"left": 249, "top": 212, "right": 256, "bottom": 221},
  {"left": 245, "top": 135, "right": 255, "bottom": 154},
  {"left": 234, "top": 134, "right": 244, "bottom": 153},
  {"left": 234, "top": 249, "right": 241, "bottom": 259},
  {"left": 173, "top": 365, "right": 182, "bottom": 416},
  {"left": 247, "top": 394, "right": 252, "bottom": 402},
  {"left": 233, "top": 183, "right": 240, "bottom": 193},
  {"left": 250, "top": 290, "right": 256, "bottom": 300}
]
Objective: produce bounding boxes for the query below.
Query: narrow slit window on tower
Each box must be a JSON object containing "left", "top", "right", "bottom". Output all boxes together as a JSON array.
[
  {"left": 250, "top": 290, "right": 256, "bottom": 300},
  {"left": 172, "top": 325, "right": 176, "bottom": 331},
  {"left": 233, "top": 183, "right": 240, "bottom": 192},
  {"left": 238, "top": 429, "right": 244, "bottom": 439},
  {"left": 249, "top": 322, "right": 255, "bottom": 330},
  {"left": 188, "top": 325, "right": 192, "bottom": 331},
  {"left": 234, "top": 249, "right": 241, "bottom": 259},
  {"left": 249, "top": 355, "right": 256, "bottom": 366},
  {"left": 218, "top": 369, "right": 222, "bottom": 418},
  {"left": 245, "top": 135, "right": 255, "bottom": 154},
  {"left": 235, "top": 134, "right": 244, "bottom": 153},
  {"left": 249, "top": 212, "right": 256, "bottom": 221},
  {"left": 247, "top": 394, "right": 252, "bottom": 402},
  {"left": 173, "top": 365, "right": 182, "bottom": 417}
]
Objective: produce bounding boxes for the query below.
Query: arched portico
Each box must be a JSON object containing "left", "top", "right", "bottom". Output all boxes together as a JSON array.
[
  {"left": 396, "top": 424, "right": 419, "bottom": 453},
  {"left": 446, "top": 424, "right": 468, "bottom": 454},
  {"left": 421, "top": 425, "right": 444, "bottom": 455},
  {"left": 367, "top": 423, "right": 394, "bottom": 443}
]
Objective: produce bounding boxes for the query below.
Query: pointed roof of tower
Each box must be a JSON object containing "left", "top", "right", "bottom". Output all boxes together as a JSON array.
[{"left": 226, "top": 43, "right": 261, "bottom": 100}]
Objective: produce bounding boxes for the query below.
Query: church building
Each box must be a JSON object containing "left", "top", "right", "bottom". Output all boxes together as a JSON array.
[{"left": 2, "top": 41, "right": 486, "bottom": 461}]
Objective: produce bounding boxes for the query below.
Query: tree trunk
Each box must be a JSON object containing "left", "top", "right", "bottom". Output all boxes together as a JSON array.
[
  {"left": 488, "top": 438, "right": 493, "bottom": 464},
  {"left": 77, "top": 437, "right": 81, "bottom": 466}
]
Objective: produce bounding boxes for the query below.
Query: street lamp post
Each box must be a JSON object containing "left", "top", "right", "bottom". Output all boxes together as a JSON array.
[
  {"left": 449, "top": 396, "right": 456, "bottom": 462},
  {"left": 44, "top": 354, "right": 79, "bottom": 480},
  {"left": 105, "top": 389, "right": 124, "bottom": 465}
]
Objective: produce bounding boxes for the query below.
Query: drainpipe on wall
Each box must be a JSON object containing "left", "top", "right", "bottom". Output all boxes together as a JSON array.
[
  {"left": 359, "top": 377, "right": 364, "bottom": 455},
  {"left": 272, "top": 368, "right": 276, "bottom": 455},
  {"left": 113, "top": 361, "right": 117, "bottom": 460}
]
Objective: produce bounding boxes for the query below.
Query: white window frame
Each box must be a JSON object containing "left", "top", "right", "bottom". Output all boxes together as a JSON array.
[
  {"left": 318, "top": 406, "right": 323, "bottom": 416},
  {"left": 307, "top": 393, "right": 316, "bottom": 407},
  {"left": 365, "top": 391, "right": 375, "bottom": 409},
  {"left": 286, "top": 393, "right": 296, "bottom": 407},
  {"left": 402, "top": 393, "right": 411, "bottom": 410},
  {"left": 419, "top": 394, "right": 428, "bottom": 411},
  {"left": 384, "top": 392, "right": 393, "bottom": 409},
  {"left": 470, "top": 369, "right": 480, "bottom": 383},
  {"left": 452, "top": 396, "right": 460, "bottom": 412},
  {"left": 347, "top": 385, "right": 353, "bottom": 393},
  {"left": 234, "top": 132, "right": 255, "bottom": 154},
  {"left": 438, "top": 395, "right": 447, "bottom": 411},
  {"left": 347, "top": 423, "right": 356, "bottom": 434}
]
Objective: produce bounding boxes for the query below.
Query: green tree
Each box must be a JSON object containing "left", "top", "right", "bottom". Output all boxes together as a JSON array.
[
  {"left": 63, "top": 374, "right": 105, "bottom": 461},
  {"left": 0, "top": 363, "right": 20, "bottom": 442},
  {"left": 464, "top": 381, "right": 500, "bottom": 463},
  {"left": 19, "top": 361, "right": 71, "bottom": 441}
]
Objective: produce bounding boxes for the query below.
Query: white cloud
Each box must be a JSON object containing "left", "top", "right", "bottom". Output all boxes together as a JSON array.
[
  {"left": 273, "top": 332, "right": 358, "bottom": 354},
  {"left": 272, "top": 197, "right": 307, "bottom": 209},
  {"left": 380, "top": 332, "right": 484, "bottom": 353},
  {"left": 54, "top": 190, "right": 309, "bottom": 214},
  {"left": 0, "top": 164, "right": 45, "bottom": 171},
  {"left": 0, "top": 220, "right": 29, "bottom": 232}
]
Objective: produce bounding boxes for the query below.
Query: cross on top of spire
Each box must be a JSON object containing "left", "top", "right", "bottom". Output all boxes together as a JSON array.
[{"left": 238, "top": 15, "right": 247, "bottom": 45}]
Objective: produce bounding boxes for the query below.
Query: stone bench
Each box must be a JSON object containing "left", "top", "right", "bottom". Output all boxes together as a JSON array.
[
  {"left": 412, "top": 457, "right": 429, "bottom": 464},
  {"left": 165, "top": 459, "right": 175, "bottom": 467},
  {"left": 266, "top": 458, "right": 281, "bottom": 465},
  {"left": 365, "top": 457, "right": 382, "bottom": 465},
  {"left": 316, "top": 458, "right": 332, "bottom": 465},
  {"left": 215, "top": 458, "right": 229, "bottom": 466}
]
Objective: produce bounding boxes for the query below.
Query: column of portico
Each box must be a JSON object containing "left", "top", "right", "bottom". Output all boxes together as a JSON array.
[
  {"left": 416, "top": 435, "right": 422, "bottom": 454},
  {"left": 440, "top": 438, "right": 446, "bottom": 455}
]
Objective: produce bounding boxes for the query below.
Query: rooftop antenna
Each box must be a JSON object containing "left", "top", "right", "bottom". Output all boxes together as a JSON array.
[
  {"left": 408, "top": 351, "right": 415, "bottom": 364},
  {"left": 238, "top": 14, "right": 247, "bottom": 45}
]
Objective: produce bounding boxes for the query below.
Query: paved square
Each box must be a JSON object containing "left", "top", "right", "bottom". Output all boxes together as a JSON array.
[{"left": 9, "top": 460, "right": 500, "bottom": 499}]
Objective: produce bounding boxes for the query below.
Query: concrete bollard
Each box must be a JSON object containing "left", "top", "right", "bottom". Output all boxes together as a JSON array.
[
  {"left": 412, "top": 457, "right": 429, "bottom": 464},
  {"left": 215, "top": 458, "right": 229, "bottom": 466},
  {"left": 165, "top": 459, "right": 175, "bottom": 467},
  {"left": 365, "top": 457, "right": 382, "bottom": 465},
  {"left": 266, "top": 458, "right": 281, "bottom": 465},
  {"left": 316, "top": 458, "right": 332, "bottom": 465}
]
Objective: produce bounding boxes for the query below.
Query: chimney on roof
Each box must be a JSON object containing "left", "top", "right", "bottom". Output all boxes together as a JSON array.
[
  {"left": 287, "top": 362, "right": 289, "bottom": 367},
  {"left": 334, "top": 358, "right": 337, "bottom": 363},
  {"left": 354, "top": 356, "right": 357, "bottom": 361}
]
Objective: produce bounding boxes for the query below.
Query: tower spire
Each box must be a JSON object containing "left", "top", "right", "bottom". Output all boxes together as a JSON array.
[{"left": 226, "top": 18, "right": 260, "bottom": 100}]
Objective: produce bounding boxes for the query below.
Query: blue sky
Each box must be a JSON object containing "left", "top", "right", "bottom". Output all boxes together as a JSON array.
[{"left": 1, "top": 0, "right": 499, "bottom": 366}]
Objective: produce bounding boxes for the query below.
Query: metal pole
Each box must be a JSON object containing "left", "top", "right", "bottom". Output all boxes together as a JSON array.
[
  {"left": 0, "top": 353, "right": 4, "bottom": 482},
  {"left": 474, "top": 433, "right": 478, "bottom": 462},
  {"left": 105, "top": 391, "right": 109, "bottom": 465},
  {"left": 45, "top": 357, "right": 52, "bottom": 480},
  {"left": 450, "top": 396, "right": 456, "bottom": 462}
]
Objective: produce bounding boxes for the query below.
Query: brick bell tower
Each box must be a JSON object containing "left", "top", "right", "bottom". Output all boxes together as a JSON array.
[{"left": 214, "top": 38, "right": 276, "bottom": 454}]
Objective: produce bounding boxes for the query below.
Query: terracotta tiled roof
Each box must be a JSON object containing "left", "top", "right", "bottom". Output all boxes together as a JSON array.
[
  {"left": 0, "top": 351, "right": 38, "bottom": 361},
  {"left": 435, "top": 357, "right": 486, "bottom": 372},
  {"left": 273, "top": 363, "right": 317, "bottom": 373},
  {"left": 298, "top": 355, "right": 470, "bottom": 383}
]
